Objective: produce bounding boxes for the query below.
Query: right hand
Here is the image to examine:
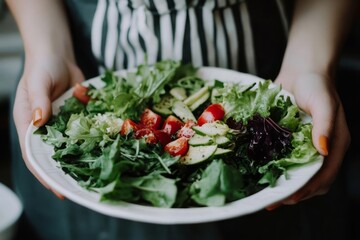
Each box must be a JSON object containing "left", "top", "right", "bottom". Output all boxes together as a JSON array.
[{"left": 13, "top": 54, "right": 84, "bottom": 197}]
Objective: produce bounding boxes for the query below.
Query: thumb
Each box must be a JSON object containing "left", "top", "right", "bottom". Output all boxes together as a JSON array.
[
  {"left": 24, "top": 70, "right": 67, "bottom": 199},
  {"left": 309, "top": 95, "right": 337, "bottom": 157},
  {"left": 27, "top": 70, "right": 53, "bottom": 127}
]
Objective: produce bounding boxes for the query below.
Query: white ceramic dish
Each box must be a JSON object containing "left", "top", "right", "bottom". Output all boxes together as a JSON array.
[
  {"left": 25, "top": 67, "right": 323, "bottom": 224},
  {"left": 0, "top": 183, "right": 23, "bottom": 240}
]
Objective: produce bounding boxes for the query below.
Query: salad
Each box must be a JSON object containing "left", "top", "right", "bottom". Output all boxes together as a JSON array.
[{"left": 34, "top": 60, "right": 320, "bottom": 208}]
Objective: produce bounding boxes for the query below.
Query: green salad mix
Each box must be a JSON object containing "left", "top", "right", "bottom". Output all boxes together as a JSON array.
[{"left": 34, "top": 60, "right": 320, "bottom": 208}]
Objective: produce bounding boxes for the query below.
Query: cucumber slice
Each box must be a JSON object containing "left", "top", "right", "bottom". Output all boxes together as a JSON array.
[
  {"left": 188, "top": 134, "right": 214, "bottom": 146},
  {"left": 213, "top": 148, "right": 232, "bottom": 158},
  {"left": 183, "top": 86, "right": 209, "bottom": 106},
  {"left": 170, "top": 87, "right": 187, "bottom": 101},
  {"left": 189, "top": 91, "right": 210, "bottom": 111},
  {"left": 192, "top": 122, "right": 229, "bottom": 136},
  {"left": 211, "top": 87, "right": 221, "bottom": 103},
  {"left": 214, "top": 135, "right": 231, "bottom": 147},
  {"left": 180, "top": 145, "right": 217, "bottom": 165},
  {"left": 171, "top": 100, "right": 197, "bottom": 122},
  {"left": 152, "top": 94, "right": 175, "bottom": 116}
]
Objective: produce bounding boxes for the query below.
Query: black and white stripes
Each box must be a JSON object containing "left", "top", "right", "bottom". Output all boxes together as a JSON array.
[{"left": 91, "top": 0, "right": 289, "bottom": 79}]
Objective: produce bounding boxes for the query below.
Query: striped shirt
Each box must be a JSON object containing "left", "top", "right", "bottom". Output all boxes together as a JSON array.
[{"left": 66, "top": 0, "right": 292, "bottom": 80}]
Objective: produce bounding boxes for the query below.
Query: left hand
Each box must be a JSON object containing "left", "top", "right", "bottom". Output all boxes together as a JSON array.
[{"left": 267, "top": 71, "right": 351, "bottom": 210}]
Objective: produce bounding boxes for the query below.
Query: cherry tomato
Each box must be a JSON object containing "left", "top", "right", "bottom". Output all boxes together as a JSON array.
[
  {"left": 140, "top": 108, "right": 163, "bottom": 130},
  {"left": 197, "top": 103, "right": 225, "bottom": 126},
  {"left": 177, "top": 120, "right": 196, "bottom": 138},
  {"left": 73, "top": 83, "right": 91, "bottom": 104},
  {"left": 120, "top": 119, "right": 139, "bottom": 136},
  {"left": 134, "top": 128, "right": 158, "bottom": 144},
  {"left": 164, "top": 137, "right": 189, "bottom": 156},
  {"left": 162, "top": 115, "right": 184, "bottom": 135},
  {"left": 153, "top": 130, "right": 172, "bottom": 146}
]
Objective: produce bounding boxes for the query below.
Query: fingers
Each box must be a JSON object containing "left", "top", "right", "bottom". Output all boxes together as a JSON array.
[
  {"left": 266, "top": 202, "right": 283, "bottom": 211},
  {"left": 13, "top": 80, "right": 51, "bottom": 188},
  {"left": 25, "top": 62, "right": 84, "bottom": 127},
  {"left": 13, "top": 58, "right": 85, "bottom": 202},
  {"left": 14, "top": 80, "right": 66, "bottom": 200},
  {"left": 271, "top": 73, "right": 350, "bottom": 209},
  {"left": 14, "top": 66, "right": 81, "bottom": 200},
  {"left": 277, "top": 103, "right": 350, "bottom": 206}
]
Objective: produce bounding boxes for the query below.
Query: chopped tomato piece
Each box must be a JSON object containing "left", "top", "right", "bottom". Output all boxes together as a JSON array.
[
  {"left": 164, "top": 137, "right": 189, "bottom": 156},
  {"left": 162, "top": 115, "right": 184, "bottom": 135},
  {"left": 73, "top": 83, "right": 91, "bottom": 104},
  {"left": 134, "top": 128, "right": 158, "bottom": 144},
  {"left": 120, "top": 119, "right": 139, "bottom": 136},
  {"left": 177, "top": 120, "right": 196, "bottom": 138},
  {"left": 197, "top": 103, "right": 225, "bottom": 126},
  {"left": 153, "top": 130, "right": 172, "bottom": 147},
  {"left": 140, "top": 108, "right": 163, "bottom": 130}
]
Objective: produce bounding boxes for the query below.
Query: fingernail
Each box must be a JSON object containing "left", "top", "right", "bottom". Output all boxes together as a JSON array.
[
  {"left": 52, "top": 190, "right": 65, "bottom": 200},
  {"left": 319, "top": 135, "right": 329, "bottom": 156},
  {"left": 289, "top": 195, "right": 300, "bottom": 204},
  {"left": 266, "top": 202, "right": 282, "bottom": 211},
  {"left": 33, "top": 108, "right": 42, "bottom": 126}
]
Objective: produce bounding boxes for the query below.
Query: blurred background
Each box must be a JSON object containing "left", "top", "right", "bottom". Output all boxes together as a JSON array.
[
  {"left": 0, "top": 3, "right": 22, "bottom": 188},
  {"left": 0, "top": 2, "right": 360, "bottom": 239}
]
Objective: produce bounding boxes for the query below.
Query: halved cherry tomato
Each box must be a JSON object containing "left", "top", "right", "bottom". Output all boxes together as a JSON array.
[
  {"left": 140, "top": 108, "right": 163, "bottom": 130},
  {"left": 197, "top": 103, "right": 225, "bottom": 126},
  {"left": 162, "top": 115, "right": 184, "bottom": 135},
  {"left": 153, "top": 130, "right": 172, "bottom": 146},
  {"left": 164, "top": 137, "right": 189, "bottom": 156},
  {"left": 134, "top": 128, "right": 158, "bottom": 144},
  {"left": 73, "top": 83, "right": 91, "bottom": 104},
  {"left": 120, "top": 119, "right": 139, "bottom": 136},
  {"left": 177, "top": 120, "right": 196, "bottom": 138}
]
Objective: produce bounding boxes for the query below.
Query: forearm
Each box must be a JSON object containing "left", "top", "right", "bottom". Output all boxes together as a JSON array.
[
  {"left": 279, "top": 0, "right": 355, "bottom": 83},
  {"left": 5, "top": 0, "right": 74, "bottom": 60}
]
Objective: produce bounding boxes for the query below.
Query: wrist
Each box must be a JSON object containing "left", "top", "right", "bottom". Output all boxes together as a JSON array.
[
  {"left": 24, "top": 37, "right": 76, "bottom": 65},
  {"left": 276, "top": 65, "right": 334, "bottom": 94}
]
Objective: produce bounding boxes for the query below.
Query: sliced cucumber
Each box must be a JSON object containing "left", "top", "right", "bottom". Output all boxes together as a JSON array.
[
  {"left": 214, "top": 135, "right": 231, "bottom": 147},
  {"left": 213, "top": 148, "right": 232, "bottom": 158},
  {"left": 170, "top": 87, "right": 187, "bottom": 101},
  {"left": 183, "top": 86, "right": 209, "bottom": 106},
  {"left": 171, "top": 100, "right": 197, "bottom": 122},
  {"left": 152, "top": 94, "right": 175, "bottom": 116},
  {"left": 180, "top": 145, "right": 217, "bottom": 165},
  {"left": 189, "top": 91, "right": 210, "bottom": 111},
  {"left": 192, "top": 122, "right": 229, "bottom": 136},
  {"left": 211, "top": 87, "right": 221, "bottom": 103},
  {"left": 188, "top": 134, "right": 214, "bottom": 146}
]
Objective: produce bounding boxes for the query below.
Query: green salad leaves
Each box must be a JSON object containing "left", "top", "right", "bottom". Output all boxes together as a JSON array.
[{"left": 34, "top": 60, "right": 321, "bottom": 208}]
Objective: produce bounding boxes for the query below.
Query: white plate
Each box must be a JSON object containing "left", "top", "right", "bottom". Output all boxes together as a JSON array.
[{"left": 25, "top": 67, "right": 323, "bottom": 224}]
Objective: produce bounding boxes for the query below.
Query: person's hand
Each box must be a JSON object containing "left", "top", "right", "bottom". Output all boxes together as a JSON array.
[
  {"left": 266, "top": 71, "right": 351, "bottom": 210},
  {"left": 13, "top": 54, "right": 84, "bottom": 198}
]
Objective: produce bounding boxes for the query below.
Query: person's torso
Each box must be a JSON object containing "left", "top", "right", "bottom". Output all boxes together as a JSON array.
[{"left": 65, "top": 0, "right": 293, "bottom": 80}]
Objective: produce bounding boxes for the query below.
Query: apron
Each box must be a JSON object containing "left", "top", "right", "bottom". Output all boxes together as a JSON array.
[{"left": 10, "top": 1, "right": 295, "bottom": 239}]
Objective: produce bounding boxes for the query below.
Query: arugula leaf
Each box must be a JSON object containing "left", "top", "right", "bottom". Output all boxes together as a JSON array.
[
  {"left": 40, "top": 125, "right": 68, "bottom": 147},
  {"left": 110, "top": 60, "right": 182, "bottom": 120}
]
